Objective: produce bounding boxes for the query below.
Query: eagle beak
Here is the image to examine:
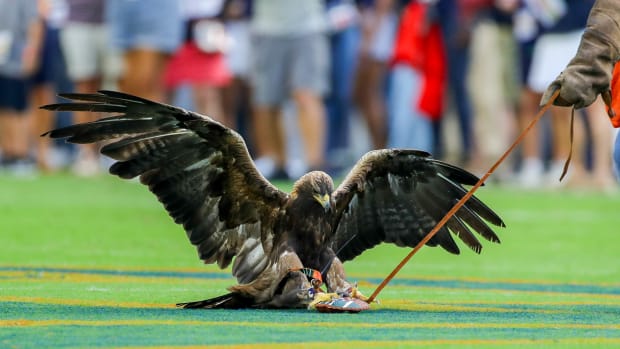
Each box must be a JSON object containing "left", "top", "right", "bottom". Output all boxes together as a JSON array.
[{"left": 313, "top": 193, "right": 331, "bottom": 212}]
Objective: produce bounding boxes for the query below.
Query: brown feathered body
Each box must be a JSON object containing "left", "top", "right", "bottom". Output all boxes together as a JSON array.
[{"left": 42, "top": 91, "right": 505, "bottom": 309}]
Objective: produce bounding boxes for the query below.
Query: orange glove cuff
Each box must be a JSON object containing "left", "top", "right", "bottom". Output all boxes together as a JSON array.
[{"left": 606, "top": 63, "right": 620, "bottom": 127}]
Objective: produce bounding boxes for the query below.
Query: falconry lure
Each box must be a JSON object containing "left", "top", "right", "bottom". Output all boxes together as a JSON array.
[{"left": 42, "top": 91, "right": 505, "bottom": 310}]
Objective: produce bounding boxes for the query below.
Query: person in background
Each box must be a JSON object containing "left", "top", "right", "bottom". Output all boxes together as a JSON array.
[
  {"left": 466, "top": 1, "right": 519, "bottom": 179},
  {"left": 0, "top": 0, "right": 43, "bottom": 176},
  {"left": 164, "top": 0, "right": 233, "bottom": 127},
  {"left": 540, "top": 0, "right": 620, "bottom": 182},
  {"left": 387, "top": 0, "right": 445, "bottom": 153},
  {"left": 250, "top": 0, "right": 329, "bottom": 180},
  {"left": 221, "top": 0, "right": 253, "bottom": 142},
  {"left": 435, "top": 0, "right": 486, "bottom": 166},
  {"left": 60, "top": 0, "right": 122, "bottom": 176},
  {"left": 524, "top": 0, "right": 614, "bottom": 190},
  {"left": 323, "top": 0, "right": 360, "bottom": 174},
  {"left": 352, "top": 0, "right": 397, "bottom": 150},
  {"left": 29, "top": 0, "right": 67, "bottom": 173},
  {"left": 511, "top": 2, "right": 546, "bottom": 187},
  {"left": 107, "top": 0, "right": 182, "bottom": 102}
]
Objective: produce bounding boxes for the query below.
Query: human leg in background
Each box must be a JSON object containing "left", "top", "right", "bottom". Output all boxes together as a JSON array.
[
  {"left": 249, "top": 34, "right": 289, "bottom": 179},
  {"left": 515, "top": 87, "right": 544, "bottom": 187},
  {"left": 252, "top": 105, "right": 287, "bottom": 179},
  {"left": 69, "top": 78, "right": 104, "bottom": 176},
  {"left": 29, "top": 23, "right": 62, "bottom": 173},
  {"left": 468, "top": 19, "right": 518, "bottom": 177},
  {"left": 0, "top": 77, "right": 33, "bottom": 175},
  {"left": 324, "top": 24, "right": 358, "bottom": 173},
  {"left": 121, "top": 49, "right": 170, "bottom": 102},
  {"left": 0, "top": 110, "right": 30, "bottom": 170},
  {"left": 29, "top": 82, "right": 56, "bottom": 172},
  {"left": 387, "top": 64, "right": 433, "bottom": 152},
  {"left": 293, "top": 88, "right": 326, "bottom": 171},
  {"left": 447, "top": 43, "right": 475, "bottom": 166},
  {"left": 352, "top": 1, "right": 395, "bottom": 150},
  {"left": 107, "top": 0, "right": 181, "bottom": 103},
  {"left": 290, "top": 33, "right": 329, "bottom": 171},
  {"left": 584, "top": 97, "right": 616, "bottom": 189},
  {"left": 353, "top": 55, "right": 388, "bottom": 150}
]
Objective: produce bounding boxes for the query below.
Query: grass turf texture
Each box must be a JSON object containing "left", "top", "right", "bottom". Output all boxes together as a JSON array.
[{"left": 1, "top": 173, "right": 619, "bottom": 348}]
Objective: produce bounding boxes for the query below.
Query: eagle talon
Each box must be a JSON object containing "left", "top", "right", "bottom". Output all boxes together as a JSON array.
[
  {"left": 347, "top": 286, "right": 370, "bottom": 303},
  {"left": 308, "top": 292, "right": 339, "bottom": 309}
]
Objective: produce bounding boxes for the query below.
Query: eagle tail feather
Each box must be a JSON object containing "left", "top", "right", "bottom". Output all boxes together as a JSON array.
[{"left": 176, "top": 292, "right": 253, "bottom": 309}]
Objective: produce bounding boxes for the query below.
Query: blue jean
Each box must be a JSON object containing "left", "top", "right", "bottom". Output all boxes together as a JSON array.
[
  {"left": 107, "top": 0, "right": 182, "bottom": 53},
  {"left": 387, "top": 64, "right": 434, "bottom": 152},
  {"left": 325, "top": 25, "right": 359, "bottom": 154}
]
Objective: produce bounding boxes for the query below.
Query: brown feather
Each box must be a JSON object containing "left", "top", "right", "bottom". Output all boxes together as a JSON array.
[{"left": 42, "top": 92, "right": 505, "bottom": 309}]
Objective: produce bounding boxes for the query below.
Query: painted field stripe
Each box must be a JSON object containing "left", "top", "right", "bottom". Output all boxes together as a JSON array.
[
  {"left": 0, "top": 296, "right": 172, "bottom": 309},
  {"left": 0, "top": 296, "right": 570, "bottom": 314},
  {"left": 0, "top": 266, "right": 230, "bottom": 280},
  {"left": 107, "top": 337, "right": 620, "bottom": 349},
  {"left": 375, "top": 301, "right": 566, "bottom": 314},
  {"left": 5, "top": 273, "right": 620, "bottom": 301},
  {"left": 397, "top": 285, "right": 620, "bottom": 301},
  {"left": 414, "top": 299, "right": 620, "bottom": 306},
  {"left": 353, "top": 273, "right": 620, "bottom": 288},
  {"left": 3, "top": 296, "right": 618, "bottom": 314},
  {"left": 8, "top": 277, "right": 618, "bottom": 305},
  {"left": 4, "top": 319, "right": 620, "bottom": 331},
  {"left": 376, "top": 278, "right": 620, "bottom": 296},
  {"left": 1, "top": 271, "right": 210, "bottom": 284},
  {"left": 3, "top": 265, "right": 619, "bottom": 289}
]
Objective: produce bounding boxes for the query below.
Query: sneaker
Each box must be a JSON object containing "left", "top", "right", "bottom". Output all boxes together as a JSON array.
[
  {"left": 254, "top": 157, "right": 276, "bottom": 178},
  {"left": 516, "top": 158, "right": 543, "bottom": 188},
  {"left": 545, "top": 160, "right": 569, "bottom": 188},
  {"left": 4, "top": 158, "right": 37, "bottom": 178}
]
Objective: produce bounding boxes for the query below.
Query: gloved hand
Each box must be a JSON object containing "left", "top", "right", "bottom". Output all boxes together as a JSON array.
[{"left": 540, "top": 1, "right": 620, "bottom": 109}]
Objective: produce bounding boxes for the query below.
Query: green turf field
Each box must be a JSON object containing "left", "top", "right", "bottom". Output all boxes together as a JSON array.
[{"left": 1, "top": 173, "right": 619, "bottom": 348}]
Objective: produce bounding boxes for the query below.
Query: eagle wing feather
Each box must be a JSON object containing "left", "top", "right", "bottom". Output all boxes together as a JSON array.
[
  {"left": 42, "top": 91, "right": 288, "bottom": 284},
  {"left": 330, "top": 149, "right": 504, "bottom": 262}
]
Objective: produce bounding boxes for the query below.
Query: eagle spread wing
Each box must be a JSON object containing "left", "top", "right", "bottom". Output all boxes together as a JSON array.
[
  {"left": 42, "top": 91, "right": 288, "bottom": 285},
  {"left": 43, "top": 91, "right": 505, "bottom": 309},
  {"left": 330, "top": 149, "right": 505, "bottom": 262}
]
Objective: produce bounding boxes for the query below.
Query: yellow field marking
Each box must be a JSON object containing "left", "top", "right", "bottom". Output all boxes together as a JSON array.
[
  {"left": 0, "top": 296, "right": 171, "bottom": 309},
  {"left": 0, "top": 270, "right": 216, "bottom": 284},
  {"left": 412, "top": 299, "right": 620, "bottom": 306},
  {"left": 3, "top": 294, "right": 618, "bottom": 314},
  {"left": 3, "top": 264, "right": 619, "bottom": 287},
  {"left": 0, "top": 295, "right": 566, "bottom": 314},
  {"left": 4, "top": 318, "right": 620, "bottom": 331},
  {"left": 375, "top": 301, "right": 566, "bottom": 314},
  {"left": 0, "top": 265, "right": 228, "bottom": 275},
  {"left": 395, "top": 285, "right": 620, "bottom": 301},
  {"left": 4, "top": 271, "right": 619, "bottom": 304},
  {"left": 348, "top": 272, "right": 620, "bottom": 288},
  {"left": 104, "top": 338, "right": 620, "bottom": 349}
]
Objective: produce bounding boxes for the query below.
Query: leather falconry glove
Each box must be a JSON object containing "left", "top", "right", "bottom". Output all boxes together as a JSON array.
[{"left": 540, "top": 0, "right": 620, "bottom": 109}]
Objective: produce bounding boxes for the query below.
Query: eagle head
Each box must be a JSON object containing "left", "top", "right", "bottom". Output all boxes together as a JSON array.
[{"left": 291, "top": 171, "right": 334, "bottom": 213}]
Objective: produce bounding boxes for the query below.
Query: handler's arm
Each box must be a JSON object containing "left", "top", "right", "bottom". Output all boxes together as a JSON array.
[{"left": 540, "top": 0, "right": 620, "bottom": 108}]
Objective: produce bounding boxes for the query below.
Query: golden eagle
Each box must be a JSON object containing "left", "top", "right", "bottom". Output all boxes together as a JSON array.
[{"left": 42, "top": 91, "right": 505, "bottom": 309}]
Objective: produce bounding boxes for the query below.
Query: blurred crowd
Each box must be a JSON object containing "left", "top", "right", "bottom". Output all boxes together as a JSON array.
[{"left": 0, "top": 0, "right": 617, "bottom": 191}]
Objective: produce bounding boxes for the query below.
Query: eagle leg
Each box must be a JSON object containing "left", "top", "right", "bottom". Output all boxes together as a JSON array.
[{"left": 324, "top": 257, "right": 370, "bottom": 302}]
